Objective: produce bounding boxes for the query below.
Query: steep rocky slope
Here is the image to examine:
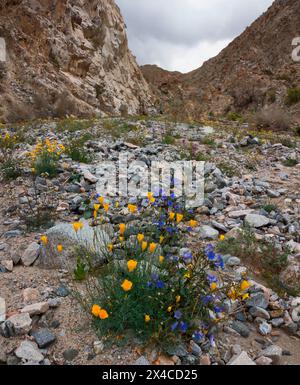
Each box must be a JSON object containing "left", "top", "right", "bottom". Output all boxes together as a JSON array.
[
  {"left": 142, "top": 0, "right": 300, "bottom": 124},
  {"left": 0, "top": 0, "right": 153, "bottom": 122}
]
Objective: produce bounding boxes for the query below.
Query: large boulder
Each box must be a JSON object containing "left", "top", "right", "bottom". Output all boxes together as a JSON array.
[{"left": 36, "top": 221, "right": 113, "bottom": 269}]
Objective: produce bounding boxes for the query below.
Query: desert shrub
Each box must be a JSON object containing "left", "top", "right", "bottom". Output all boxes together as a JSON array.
[
  {"left": 58, "top": 118, "right": 93, "bottom": 132},
  {"left": 162, "top": 135, "right": 176, "bottom": 145},
  {"left": 27, "top": 139, "right": 64, "bottom": 177},
  {"left": 253, "top": 108, "right": 290, "bottom": 131},
  {"left": 65, "top": 134, "right": 93, "bottom": 163},
  {"left": 227, "top": 112, "right": 243, "bottom": 122},
  {"left": 261, "top": 203, "right": 278, "bottom": 214},
  {"left": 283, "top": 158, "right": 297, "bottom": 167},
  {"left": 295, "top": 126, "right": 300, "bottom": 136},
  {"left": 286, "top": 88, "right": 300, "bottom": 106},
  {"left": 65, "top": 194, "right": 251, "bottom": 349},
  {"left": 201, "top": 136, "right": 216, "bottom": 147},
  {"left": 0, "top": 132, "right": 22, "bottom": 180},
  {"left": 216, "top": 227, "right": 289, "bottom": 293}
]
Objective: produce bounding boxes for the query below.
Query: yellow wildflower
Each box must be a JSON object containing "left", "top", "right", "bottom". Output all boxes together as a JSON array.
[
  {"left": 91, "top": 304, "right": 101, "bottom": 317},
  {"left": 149, "top": 243, "right": 157, "bottom": 253},
  {"left": 211, "top": 282, "right": 217, "bottom": 291},
  {"left": 128, "top": 204, "right": 137, "bottom": 214},
  {"left": 107, "top": 244, "right": 113, "bottom": 252},
  {"left": 159, "top": 255, "right": 164, "bottom": 263},
  {"left": 176, "top": 213, "right": 183, "bottom": 223},
  {"left": 169, "top": 212, "right": 175, "bottom": 220},
  {"left": 127, "top": 260, "right": 138, "bottom": 273},
  {"left": 137, "top": 233, "right": 144, "bottom": 243},
  {"left": 147, "top": 192, "right": 155, "bottom": 203},
  {"left": 119, "top": 236, "right": 124, "bottom": 242},
  {"left": 40, "top": 235, "right": 48, "bottom": 245},
  {"left": 103, "top": 203, "right": 109, "bottom": 213},
  {"left": 240, "top": 280, "right": 250, "bottom": 291},
  {"left": 167, "top": 306, "right": 172, "bottom": 313},
  {"left": 242, "top": 293, "right": 250, "bottom": 301},
  {"left": 141, "top": 241, "right": 148, "bottom": 251},
  {"left": 57, "top": 244, "right": 63, "bottom": 253},
  {"left": 176, "top": 295, "right": 181, "bottom": 303},
  {"left": 94, "top": 204, "right": 101, "bottom": 211},
  {"left": 73, "top": 222, "right": 83, "bottom": 233},
  {"left": 119, "top": 223, "right": 126, "bottom": 235},
  {"left": 145, "top": 314, "right": 151, "bottom": 323},
  {"left": 219, "top": 234, "right": 225, "bottom": 241},
  {"left": 99, "top": 309, "right": 109, "bottom": 320},
  {"left": 98, "top": 196, "right": 104, "bottom": 205},
  {"left": 159, "top": 235, "right": 164, "bottom": 244},
  {"left": 121, "top": 279, "right": 133, "bottom": 292},
  {"left": 115, "top": 201, "right": 119, "bottom": 208},
  {"left": 190, "top": 220, "right": 197, "bottom": 228}
]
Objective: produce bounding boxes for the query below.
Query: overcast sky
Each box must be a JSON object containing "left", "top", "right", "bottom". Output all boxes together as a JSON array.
[{"left": 116, "top": 0, "right": 274, "bottom": 73}]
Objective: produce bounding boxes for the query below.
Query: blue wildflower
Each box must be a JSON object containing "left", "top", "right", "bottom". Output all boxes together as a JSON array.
[
  {"left": 171, "top": 322, "right": 178, "bottom": 331},
  {"left": 193, "top": 331, "right": 204, "bottom": 342},
  {"left": 179, "top": 321, "right": 188, "bottom": 333},
  {"left": 174, "top": 310, "right": 182, "bottom": 319},
  {"left": 156, "top": 280, "right": 165, "bottom": 289}
]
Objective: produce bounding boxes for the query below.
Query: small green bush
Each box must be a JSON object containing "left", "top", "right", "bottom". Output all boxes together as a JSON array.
[
  {"left": 58, "top": 118, "right": 93, "bottom": 132},
  {"left": 29, "top": 139, "right": 64, "bottom": 178},
  {"left": 286, "top": 88, "right": 300, "bottom": 106},
  {"left": 283, "top": 158, "right": 297, "bottom": 167},
  {"left": 295, "top": 126, "right": 300, "bottom": 136},
  {"left": 65, "top": 134, "right": 93, "bottom": 163},
  {"left": 227, "top": 112, "right": 243, "bottom": 122}
]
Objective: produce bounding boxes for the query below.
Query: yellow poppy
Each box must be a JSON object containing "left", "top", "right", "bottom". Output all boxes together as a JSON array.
[
  {"left": 103, "top": 203, "right": 109, "bottom": 212},
  {"left": 128, "top": 204, "right": 137, "bottom": 214},
  {"left": 149, "top": 243, "right": 157, "bottom": 253},
  {"left": 121, "top": 279, "right": 133, "bottom": 292},
  {"left": 141, "top": 241, "right": 148, "bottom": 251},
  {"left": 107, "top": 244, "right": 113, "bottom": 252},
  {"left": 91, "top": 304, "right": 101, "bottom": 317},
  {"left": 159, "top": 255, "right": 164, "bottom": 263},
  {"left": 211, "top": 282, "right": 217, "bottom": 291},
  {"left": 167, "top": 306, "right": 172, "bottom": 312},
  {"left": 41, "top": 235, "right": 48, "bottom": 245},
  {"left": 145, "top": 314, "right": 151, "bottom": 323},
  {"left": 127, "top": 260, "right": 138, "bottom": 273},
  {"left": 176, "top": 295, "right": 181, "bottom": 303},
  {"left": 98, "top": 196, "right": 104, "bottom": 205},
  {"left": 169, "top": 212, "right": 175, "bottom": 220},
  {"left": 176, "top": 213, "right": 183, "bottom": 223},
  {"left": 147, "top": 192, "right": 155, "bottom": 203},
  {"left": 94, "top": 204, "right": 101, "bottom": 211},
  {"left": 240, "top": 280, "right": 250, "bottom": 291},
  {"left": 57, "top": 244, "right": 63, "bottom": 252},
  {"left": 159, "top": 235, "right": 165, "bottom": 244},
  {"left": 137, "top": 233, "right": 144, "bottom": 243},
  {"left": 219, "top": 234, "right": 225, "bottom": 241},
  {"left": 119, "top": 223, "right": 126, "bottom": 235},
  {"left": 190, "top": 220, "right": 197, "bottom": 228},
  {"left": 73, "top": 222, "right": 83, "bottom": 233},
  {"left": 115, "top": 201, "right": 120, "bottom": 208},
  {"left": 99, "top": 309, "right": 109, "bottom": 320}
]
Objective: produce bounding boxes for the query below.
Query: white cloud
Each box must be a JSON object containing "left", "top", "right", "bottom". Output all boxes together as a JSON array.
[{"left": 116, "top": 0, "right": 274, "bottom": 73}]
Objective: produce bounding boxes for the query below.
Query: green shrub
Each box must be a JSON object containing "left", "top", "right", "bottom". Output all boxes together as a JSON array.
[
  {"left": 295, "top": 126, "right": 300, "bottom": 136},
  {"left": 58, "top": 118, "right": 93, "bottom": 132},
  {"left": 65, "top": 134, "right": 93, "bottom": 163},
  {"left": 286, "top": 88, "right": 300, "bottom": 106},
  {"left": 283, "top": 158, "right": 297, "bottom": 167},
  {"left": 162, "top": 135, "right": 176, "bottom": 145},
  {"left": 0, "top": 132, "right": 22, "bottom": 180},
  {"left": 227, "top": 112, "right": 243, "bottom": 122}
]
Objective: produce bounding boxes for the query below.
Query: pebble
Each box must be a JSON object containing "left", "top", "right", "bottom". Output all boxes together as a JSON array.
[
  {"left": 21, "top": 242, "right": 40, "bottom": 266},
  {"left": 22, "top": 288, "right": 40, "bottom": 303},
  {"left": 255, "top": 356, "right": 273, "bottom": 365},
  {"left": 7, "top": 313, "right": 32, "bottom": 335},
  {"left": 134, "top": 356, "right": 151, "bottom": 365},
  {"left": 63, "top": 349, "right": 79, "bottom": 362},
  {"left": 245, "top": 214, "right": 270, "bottom": 228},
  {"left": 0, "top": 297, "right": 6, "bottom": 322},
  {"left": 228, "top": 351, "right": 256, "bottom": 365},
  {"left": 246, "top": 292, "right": 269, "bottom": 309},
  {"left": 15, "top": 341, "right": 44, "bottom": 363},
  {"left": 258, "top": 321, "right": 272, "bottom": 336},
  {"left": 21, "top": 302, "right": 49, "bottom": 316},
  {"left": 31, "top": 328, "right": 56, "bottom": 348},
  {"left": 93, "top": 341, "right": 104, "bottom": 355},
  {"left": 231, "top": 321, "right": 250, "bottom": 338}
]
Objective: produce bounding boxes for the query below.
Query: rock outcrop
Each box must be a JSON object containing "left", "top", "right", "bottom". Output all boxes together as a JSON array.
[{"left": 0, "top": 0, "right": 153, "bottom": 122}]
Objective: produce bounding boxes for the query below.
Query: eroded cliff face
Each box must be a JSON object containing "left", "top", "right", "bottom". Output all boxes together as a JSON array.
[
  {"left": 142, "top": 0, "right": 300, "bottom": 124},
  {"left": 0, "top": 0, "right": 153, "bottom": 122}
]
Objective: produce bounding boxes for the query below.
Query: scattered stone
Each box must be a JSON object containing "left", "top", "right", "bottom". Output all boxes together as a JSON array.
[
  {"left": 189, "top": 340, "right": 202, "bottom": 357},
  {"left": 258, "top": 345, "right": 282, "bottom": 364},
  {"left": 93, "top": 341, "right": 104, "bottom": 355},
  {"left": 7, "top": 313, "right": 32, "bottom": 335},
  {"left": 245, "top": 214, "right": 270, "bottom": 228},
  {"left": 1, "top": 260, "right": 13, "bottom": 272},
  {"left": 199, "top": 225, "right": 219, "bottom": 240},
  {"left": 21, "top": 242, "right": 40, "bottom": 266},
  {"left": 83, "top": 170, "right": 98, "bottom": 184},
  {"left": 21, "top": 302, "right": 49, "bottom": 316},
  {"left": 258, "top": 321, "right": 272, "bottom": 336},
  {"left": 47, "top": 298, "right": 61, "bottom": 308},
  {"left": 255, "top": 356, "right": 273, "bottom": 365},
  {"left": 246, "top": 292, "right": 269, "bottom": 309},
  {"left": 0, "top": 297, "right": 6, "bottom": 322},
  {"left": 270, "top": 318, "right": 284, "bottom": 327},
  {"left": 291, "top": 307, "right": 300, "bottom": 323},
  {"left": 56, "top": 285, "right": 70, "bottom": 297},
  {"left": 15, "top": 341, "right": 44, "bottom": 363},
  {"left": 231, "top": 344, "right": 242, "bottom": 355},
  {"left": 231, "top": 320, "right": 250, "bottom": 338},
  {"left": 31, "top": 328, "right": 56, "bottom": 348},
  {"left": 228, "top": 351, "right": 256, "bottom": 365},
  {"left": 199, "top": 354, "right": 211, "bottom": 366},
  {"left": 63, "top": 349, "right": 79, "bottom": 362},
  {"left": 249, "top": 306, "right": 270, "bottom": 320},
  {"left": 22, "top": 288, "right": 40, "bottom": 303},
  {"left": 134, "top": 356, "right": 150, "bottom": 365}
]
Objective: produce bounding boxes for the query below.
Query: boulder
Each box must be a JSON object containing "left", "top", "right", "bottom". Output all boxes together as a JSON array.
[
  {"left": 36, "top": 221, "right": 112, "bottom": 269},
  {"left": 7, "top": 313, "right": 32, "bottom": 335},
  {"left": 21, "top": 242, "right": 40, "bottom": 266},
  {"left": 245, "top": 214, "right": 270, "bottom": 228},
  {"left": 15, "top": 341, "right": 44, "bottom": 363}
]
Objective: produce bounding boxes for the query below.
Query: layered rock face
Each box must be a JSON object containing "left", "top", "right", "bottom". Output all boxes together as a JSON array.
[
  {"left": 143, "top": 0, "right": 300, "bottom": 124},
  {"left": 0, "top": 0, "right": 153, "bottom": 122}
]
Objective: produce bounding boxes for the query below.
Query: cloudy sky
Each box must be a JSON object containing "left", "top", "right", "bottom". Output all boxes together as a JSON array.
[{"left": 116, "top": 0, "right": 274, "bottom": 73}]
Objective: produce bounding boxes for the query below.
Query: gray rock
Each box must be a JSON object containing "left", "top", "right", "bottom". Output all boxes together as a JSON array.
[
  {"left": 0, "top": 320, "right": 15, "bottom": 338},
  {"left": 231, "top": 321, "right": 250, "bottom": 338},
  {"left": 245, "top": 214, "right": 270, "bottom": 228},
  {"left": 37, "top": 221, "right": 112, "bottom": 269},
  {"left": 21, "top": 302, "right": 49, "bottom": 316},
  {"left": 56, "top": 285, "right": 70, "bottom": 297},
  {"left": 190, "top": 340, "right": 202, "bottom": 357},
  {"left": 246, "top": 292, "right": 269, "bottom": 309},
  {"left": 134, "top": 356, "right": 151, "bottom": 365},
  {"left": 258, "top": 345, "right": 282, "bottom": 364},
  {"left": 226, "top": 256, "right": 241, "bottom": 266},
  {"left": 199, "top": 225, "right": 219, "bottom": 240},
  {"left": 249, "top": 306, "right": 270, "bottom": 320},
  {"left": 165, "top": 343, "right": 188, "bottom": 357},
  {"left": 258, "top": 321, "right": 272, "bottom": 336},
  {"left": 0, "top": 297, "right": 6, "bottom": 322},
  {"left": 7, "top": 313, "right": 32, "bottom": 335},
  {"left": 21, "top": 242, "right": 40, "bottom": 267},
  {"left": 255, "top": 356, "right": 273, "bottom": 365},
  {"left": 63, "top": 349, "right": 79, "bottom": 362},
  {"left": 270, "top": 318, "right": 284, "bottom": 327},
  {"left": 32, "top": 328, "right": 56, "bottom": 348},
  {"left": 15, "top": 341, "right": 44, "bottom": 363},
  {"left": 228, "top": 351, "right": 256, "bottom": 365}
]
